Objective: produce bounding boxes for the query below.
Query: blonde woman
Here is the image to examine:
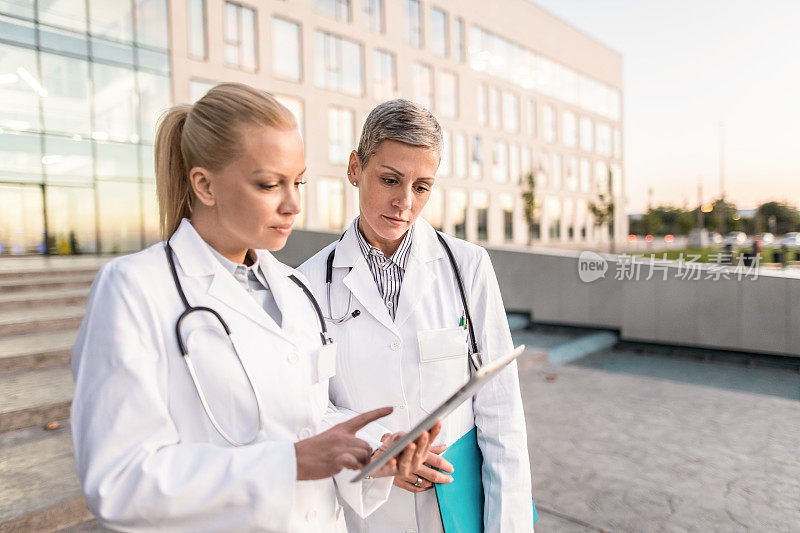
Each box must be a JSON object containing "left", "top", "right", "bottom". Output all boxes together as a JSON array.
[
  {"left": 299, "top": 100, "right": 533, "bottom": 532},
  {"left": 70, "top": 84, "right": 438, "bottom": 532}
]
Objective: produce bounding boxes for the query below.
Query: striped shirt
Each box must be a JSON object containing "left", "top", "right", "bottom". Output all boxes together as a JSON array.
[
  {"left": 355, "top": 218, "right": 414, "bottom": 320},
  {"left": 205, "top": 244, "right": 283, "bottom": 327}
]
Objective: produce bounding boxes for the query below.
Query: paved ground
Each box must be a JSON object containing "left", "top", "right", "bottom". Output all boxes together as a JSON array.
[{"left": 521, "top": 363, "right": 800, "bottom": 532}]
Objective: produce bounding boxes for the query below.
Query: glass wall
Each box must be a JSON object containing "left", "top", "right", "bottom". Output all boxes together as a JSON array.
[
  {"left": 468, "top": 25, "right": 621, "bottom": 121},
  {"left": 0, "top": 1, "right": 171, "bottom": 255}
]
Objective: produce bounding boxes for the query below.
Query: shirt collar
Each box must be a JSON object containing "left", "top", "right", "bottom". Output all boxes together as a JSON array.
[
  {"left": 204, "top": 240, "right": 269, "bottom": 287},
  {"left": 355, "top": 216, "right": 414, "bottom": 270}
]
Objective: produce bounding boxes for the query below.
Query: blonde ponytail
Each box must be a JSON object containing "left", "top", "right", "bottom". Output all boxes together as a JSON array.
[{"left": 153, "top": 83, "right": 297, "bottom": 240}]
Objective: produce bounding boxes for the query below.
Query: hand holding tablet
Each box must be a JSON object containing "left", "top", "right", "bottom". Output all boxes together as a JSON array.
[{"left": 352, "top": 345, "right": 525, "bottom": 482}]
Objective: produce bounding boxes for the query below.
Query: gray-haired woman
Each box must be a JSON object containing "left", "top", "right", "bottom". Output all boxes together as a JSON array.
[{"left": 298, "top": 99, "right": 533, "bottom": 532}]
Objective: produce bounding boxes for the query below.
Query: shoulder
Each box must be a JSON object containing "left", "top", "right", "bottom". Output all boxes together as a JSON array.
[
  {"left": 297, "top": 240, "right": 338, "bottom": 284},
  {"left": 95, "top": 242, "right": 169, "bottom": 288},
  {"left": 433, "top": 231, "right": 491, "bottom": 275}
]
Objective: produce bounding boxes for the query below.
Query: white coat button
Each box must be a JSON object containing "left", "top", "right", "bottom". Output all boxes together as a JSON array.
[
  {"left": 397, "top": 404, "right": 406, "bottom": 410},
  {"left": 298, "top": 427, "right": 312, "bottom": 439},
  {"left": 390, "top": 341, "right": 400, "bottom": 351},
  {"left": 385, "top": 301, "right": 393, "bottom": 308},
  {"left": 305, "top": 510, "right": 317, "bottom": 522},
  {"left": 287, "top": 349, "right": 299, "bottom": 364}
]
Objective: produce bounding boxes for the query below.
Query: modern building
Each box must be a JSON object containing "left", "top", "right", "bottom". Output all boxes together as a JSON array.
[{"left": 0, "top": 0, "right": 625, "bottom": 255}]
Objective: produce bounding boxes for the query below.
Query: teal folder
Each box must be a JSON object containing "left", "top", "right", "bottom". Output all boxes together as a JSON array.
[{"left": 435, "top": 427, "right": 539, "bottom": 532}]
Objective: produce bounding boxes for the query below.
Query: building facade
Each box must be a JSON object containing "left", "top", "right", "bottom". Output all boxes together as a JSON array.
[{"left": 0, "top": 0, "right": 624, "bottom": 255}]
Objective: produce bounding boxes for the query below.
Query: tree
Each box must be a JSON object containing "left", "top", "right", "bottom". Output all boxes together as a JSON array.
[
  {"left": 521, "top": 171, "right": 537, "bottom": 245},
  {"left": 589, "top": 192, "right": 615, "bottom": 252},
  {"left": 756, "top": 201, "right": 800, "bottom": 234}
]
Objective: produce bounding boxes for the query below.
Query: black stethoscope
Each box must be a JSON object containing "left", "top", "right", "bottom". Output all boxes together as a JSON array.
[
  {"left": 324, "top": 231, "right": 483, "bottom": 371},
  {"left": 164, "top": 242, "right": 331, "bottom": 447}
]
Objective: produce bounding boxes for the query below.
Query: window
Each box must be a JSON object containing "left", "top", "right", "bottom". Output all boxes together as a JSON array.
[
  {"left": 0, "top": 131, "right": 42, "bottom": 183},
  {"left": 135, "top": 0, "right": 169, "bottom": 50},
  {"left": 40, "top": 53, "right": 91, "bottom": 136},
  {"left": 363, "top": 0, "right": 383, "bottom": 33},
  {"left": 564, "top": 198, "right": 574, "bottom": 239},
  {"left": 470, "top": 136, "right": 482, "bottom": 180},
  {"left": 449, "top": 189, "right": 467, "bottom": 239},
  {"left": 551, "top": 153, "right": 561, "bottom": 189},
  {"left": 491, "top": 141, "right": 507, "bottom": 183},
  {"left": 543, "top": 104, "right": 556, "bottom": 143},
  {"left": 595, "top": 161, "right": 608, "bottom": 193},
  {"left": 454, "top": 17, "right": 464, "bottom": 62},
  {"left": 546, "top": 196, "right": 561, "bottom": 240},
  {"left": 0, "top": 45, "right": 40, "bottom": 132},
  {"left": 562, "top": 110, "right": 576, "bottom": 147},
  {"left": 275, "top": 95, "right": 304, "bottom": 139},
  {"left": 596, "top": 123, "right": 612, "bottom": 156},
  {"left": 501, "top": 193, "right": 514, "bottom": 242},
  {"left": 613, "top": 128, "right": 622, "bottom": 159},
  {"left": 454, "top": 132, "right": 466, "bottom": 178},
  {"left": 521, "top": 146, "right": 531, "bottom": 182},
  {"left": 46, "top": 186, "right": 97, "bottom": 254},
  {"left": 315, "top": 30, "right": 363, "bottom": 96},
  {"left": 509, "top": 144, "right": 520, "bottom": 184},
  {"left": 430, "top": 7, "right": 448, "bottom": 57},
  {"left": 611, "top": 163, "right": 622, "bottom": 196},
  {"left": 473, "top": 190, "right": 488, "bottom": 241},
  {"left": 477, "top": 83, "right": 487, "bottom": 126},
  {"left": 137, "top": 71, "right": 171, "bottom": 143},
  {"left": 224, "top": 2, "right": 257, "bottom": 71},
  {"left": 273, "top": 17, "right": 301, "bottom": 81},
  {"left": 92, "top": 63, "right": 137, "bottom": 142},
  {"left": 328, "top": 107, "right": 353, "bottom": 165},
  {"left": 439, "top": 129, "right": 452, "bottom": 176},
  {"left": 535, "top": 151, "right": 549, "bottom": 189},
  {"left": 412, "top": 63, "right": 433, "bottom": 110},
  {"left": 526, "top": 99, "right": 536, "bottom": 137},
  {"left": 580, "top": 158, "right": 591, "bottom": 193},
  {"left": 580, "top": 117, "right": 593, "bottom": 152},
  {"left": 189, "top": 79, "right": 215, "bottom": 102},
  {"left": 488, "top": 87, "right": 500, "bottom": 129},
  {"left": 43, "top": 135, "right": 92, "bottom": 184},
  {"left": 315, "top": 0, "right": 350, "bottom": 21},
  {"left": 437, "top": 70, "right": 457, "bottom": 118},
  {"left": 39, "top": 0, "right": 86, "bottom": 33},
  {"left": 187, "top": 0, "right": 207, "bottom": 60},
  {"left": 373, "top": 49, "right": 395, "bottom": 100},
  {"left": 502, "top": 91, "right": 519, "bottom": 133},
  {"left": 89, "top": 0, "right": 133, "bottom": 43},
  {"left": 576, "top": 199, "right": 587, "bottom": 240},
  {"left": 566, "top": 156, "right": 578, "bottom": 191},
  {"left": 424, "top": 188, "right": 444, "bottom": 230},
  {"left": 95, "top": 141, "right": 138, "bottom": 180},
  {"left": 405, "top": 0, "right": 422, "bottom": 47},
  {"left": 317, "top": 178, "right": 344, "bottom": 229}
]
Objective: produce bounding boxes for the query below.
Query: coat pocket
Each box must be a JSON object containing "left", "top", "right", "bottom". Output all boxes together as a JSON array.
[{"left": 417, "top": 326, "right": 469, "bottom": 413}]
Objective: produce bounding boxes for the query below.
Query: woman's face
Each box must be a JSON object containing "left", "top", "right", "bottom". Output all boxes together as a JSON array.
[
  {"left": 349, "top": 140, "right": 439, "bottom": 251},
  {"left": 193, "top": 124, "right": 305, "bottom": 252}
]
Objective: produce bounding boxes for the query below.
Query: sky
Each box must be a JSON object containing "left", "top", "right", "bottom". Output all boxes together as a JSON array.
[{"left": 528, "top": 0, "right": 800, "bottom": 214}]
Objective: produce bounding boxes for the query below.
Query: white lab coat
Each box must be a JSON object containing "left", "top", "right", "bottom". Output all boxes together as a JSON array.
[
  {"left": 298, "top": 218, "right": 533, "bottom": 533},
  {"left": 70, "top": 219, "right": 392, "bottom": 532}
]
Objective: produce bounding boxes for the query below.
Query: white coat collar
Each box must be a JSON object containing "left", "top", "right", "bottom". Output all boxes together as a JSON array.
[
  {"left": 167, "top": 219, "right": 297, "bottom": 342},
  {"left": 331, "top": 217, "right": 445, "bottom": 331}
]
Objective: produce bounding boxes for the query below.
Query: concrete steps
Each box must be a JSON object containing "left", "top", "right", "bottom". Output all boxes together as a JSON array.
[
  {"left": 0, "top": 306, "right": 86, "bottom": 336},
  {"left": 0, "top": 287, "right": 89, "bottom": 311},
  {"left": 0, "top": 260, "right": 105, "bottom": 532},
  {"left": 0, "top": 425, "right": 93, "bottom": 533},
  {"left": 0, "top": 330, "right": 76, "bottom": 373}
]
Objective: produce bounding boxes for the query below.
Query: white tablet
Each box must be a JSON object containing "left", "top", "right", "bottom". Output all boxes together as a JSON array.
[{"left": 351, "top": 344, "right": 525, "bottom": 482}]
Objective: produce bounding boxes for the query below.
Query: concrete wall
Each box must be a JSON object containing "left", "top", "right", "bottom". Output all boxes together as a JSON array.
[{"left": 279, "top": 229, "right": 800, "bottom": 358}]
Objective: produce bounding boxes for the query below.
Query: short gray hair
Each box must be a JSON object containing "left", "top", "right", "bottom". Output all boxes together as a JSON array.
[{"left": 356, "top": 99, "right": 443, "bottom": 168}]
